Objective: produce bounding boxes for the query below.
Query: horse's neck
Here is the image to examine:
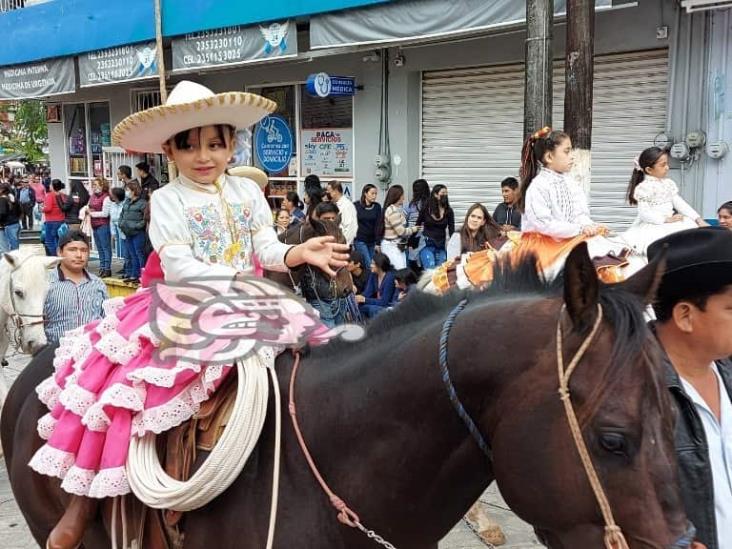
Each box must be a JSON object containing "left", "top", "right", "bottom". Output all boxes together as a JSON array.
[{"left": 295, "top": 316, "right": 508, "bottom": 539}]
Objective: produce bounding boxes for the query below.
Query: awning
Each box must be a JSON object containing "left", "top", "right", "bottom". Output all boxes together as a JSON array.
[
  {"left": 0, "top": 57, "right": 75, "bottom": 100},
  {"left": 310, "top": 0, "right": 625, "bottom": 50},
  {"left": 171, "top": 20, "right": 298, "bottom": 74}
]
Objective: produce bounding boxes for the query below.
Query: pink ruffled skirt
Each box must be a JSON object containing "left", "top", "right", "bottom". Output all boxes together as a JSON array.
[{"left": 28, "top": 281, "right": 331, "bottom": 498}]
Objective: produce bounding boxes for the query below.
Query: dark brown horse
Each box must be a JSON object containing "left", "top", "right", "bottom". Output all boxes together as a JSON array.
[{"left": 2, "top": 245, "right": 694, "bottom": 548}]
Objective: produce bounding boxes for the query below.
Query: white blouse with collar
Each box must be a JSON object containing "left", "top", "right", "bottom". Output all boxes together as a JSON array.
[
  {"left": 149, "top": 173, "right": 292, "bottom": 283},
  {"left": 522, "top": 167, "right": 594, "bottom": 239}
]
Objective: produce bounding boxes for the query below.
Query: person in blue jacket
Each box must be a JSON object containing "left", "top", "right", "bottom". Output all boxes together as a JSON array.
[{"left": 356, "top": 251, "right": 395, "bottom": 319}]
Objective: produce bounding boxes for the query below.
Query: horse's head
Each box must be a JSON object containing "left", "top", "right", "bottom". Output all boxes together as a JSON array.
[
  {"left": 1, "top": 251, "right": 61, "bottom": 353},
  {"left": 308, "top": 216, "right": 344, "bottom": 243},
  {"left": 486, "top": 245, "right": 691, "bottom": 548}
]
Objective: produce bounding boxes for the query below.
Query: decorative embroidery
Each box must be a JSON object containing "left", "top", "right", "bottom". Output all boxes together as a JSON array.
[{"left": 184, "top": 203, "right": 254, "bottom": 272}]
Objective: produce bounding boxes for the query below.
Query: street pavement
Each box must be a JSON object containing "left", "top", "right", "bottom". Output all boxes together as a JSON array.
[{"left": 0, "top": 351, "right": 539, "bottom": 548}]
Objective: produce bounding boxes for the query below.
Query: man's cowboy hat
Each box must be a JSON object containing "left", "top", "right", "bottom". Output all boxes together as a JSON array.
[
  {"left": 112, "top": 81, "right": 276, "bottom": 154},
  {"left": 648, "top": 226, "right": 732, "bottom": 300},
  {"left": 228, "top": 166, "right": 268, "bottom": 190}
]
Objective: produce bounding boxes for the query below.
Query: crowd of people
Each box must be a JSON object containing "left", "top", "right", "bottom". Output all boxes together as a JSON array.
[
  {"left": 268, "top": 137, "right": 731, "bottom": 324},
  {"left": 9, "top": 78, "right": 731, "bottom": 549}
]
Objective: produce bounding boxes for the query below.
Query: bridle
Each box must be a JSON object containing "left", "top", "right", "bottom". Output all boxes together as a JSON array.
[
  {"left": 2, "top": 254, "right": 45, "bottom": 348},
  {"left": 289, "top": 298, "right": 696, "bottom": 548}
]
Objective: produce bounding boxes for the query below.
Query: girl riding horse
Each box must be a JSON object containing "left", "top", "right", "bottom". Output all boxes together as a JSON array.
[{"left": 27, "top": 80, "right": 348, "bottom": 549}]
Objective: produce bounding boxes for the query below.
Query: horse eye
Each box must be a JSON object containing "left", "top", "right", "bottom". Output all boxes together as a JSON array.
[
  {"left": 14, "top": 289, "right": 24, "bottom": 298},
  {"left": 599, "top": 432, "right": 628, "bottom": 456}
]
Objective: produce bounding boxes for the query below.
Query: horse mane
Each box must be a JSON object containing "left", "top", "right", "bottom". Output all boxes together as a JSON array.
[{"left": 312, "top": 255, "right": 651, "bottom": 375}]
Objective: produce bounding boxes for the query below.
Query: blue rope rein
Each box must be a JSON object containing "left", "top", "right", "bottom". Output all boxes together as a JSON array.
[{"left": 439, "top": 298, "right": 492, "bottom": 460}]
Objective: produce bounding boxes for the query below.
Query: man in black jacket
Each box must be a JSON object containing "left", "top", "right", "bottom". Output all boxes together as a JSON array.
[
  {"left": 135, "top": 161, "right": 159, "bottom": 199},
  {"left": 648, "top": 228, "right": 732, "bottom": 549}
]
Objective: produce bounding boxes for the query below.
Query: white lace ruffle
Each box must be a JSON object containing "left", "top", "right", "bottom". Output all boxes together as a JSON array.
[
  {"left": 126, "top": 362, "right": 201, "bottom": 388},
  {"left": 131, "top": 365, "right": 226, "bottom": 437},
  {"left": 37, "top": 413, "right": 58, "bottom": 440},
  {"left": 61, "top": 465, "right": 98, "bottom": 497},
  {"left": 28, "top": 444, "right": 75, "bottom": 479},
  {"left": 36, "top": 376, "right": 62, "bottom": 409},
  {"left": 95, "top": 313, "right": 120, "bottom": 337},
  {"left": 58, "top": 382, "right": 96, "bottom": 417},
  {"left": 96, "top": 330, "right": 141, "bottom": 365},
  {"left": 88, "top": 466, "right": 130, "bottom": 499},
  {"left": 82, "top": 382, "right": 146, "bottom": 432}
]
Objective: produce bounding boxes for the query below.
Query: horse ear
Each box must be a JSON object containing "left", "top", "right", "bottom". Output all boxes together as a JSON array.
[
  {"left": 42, "top": 257, "right": 63, "bottom": 270},
  {"left": 3, "top": 253, "right": 15, "bottom": 267},
  {"left": 613, "top": 246, "right": 666, "bottom": 305},
  {"left": 563, "top": 243, "right": 599, "bottom": 331}
]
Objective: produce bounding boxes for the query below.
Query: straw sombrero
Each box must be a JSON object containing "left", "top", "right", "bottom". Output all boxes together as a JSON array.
[
  {"left": 228, "top": 166, "right": 268, "bottom": 190},
  {"left": 112, "top": 81, "right": 277, "bottom": 154}
]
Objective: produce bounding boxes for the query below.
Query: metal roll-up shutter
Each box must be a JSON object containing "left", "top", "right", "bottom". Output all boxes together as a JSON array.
[
  {"left": 421, "top": 49, "right": 668, "bottom": 228},
  {"left": 553, "top": 50, "right": 669, "bottom": 228},
  {"left": 421, "top": 63, "right": 525, "bottom": 222}
]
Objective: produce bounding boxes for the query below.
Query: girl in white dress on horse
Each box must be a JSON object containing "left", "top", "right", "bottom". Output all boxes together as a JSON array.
[{"left": 622, "top": 146, "right": 707, "bottom": 254}]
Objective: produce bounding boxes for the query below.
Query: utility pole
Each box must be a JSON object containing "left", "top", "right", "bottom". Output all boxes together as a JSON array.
[
  {"left": 154, "top": 0, "right": 168, "bottom": 104},
  {"left": 564, "top": 0, "right": 595, "bottom": 196},
  {"left": 524, "top": 0, "right": 554, "bottom": 138}
]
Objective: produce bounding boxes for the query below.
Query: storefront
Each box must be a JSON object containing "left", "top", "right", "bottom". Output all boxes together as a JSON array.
[
  {"left": 61, "top": 101, "right": 111, "bottom": 182},
  {"left": 248, "top": 82, "right": 354, "bottom": 207}
]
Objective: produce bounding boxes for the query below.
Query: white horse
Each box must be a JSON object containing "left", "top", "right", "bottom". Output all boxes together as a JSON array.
[{"left": 0, "top": 249, "right": 61, "bottom": 406}]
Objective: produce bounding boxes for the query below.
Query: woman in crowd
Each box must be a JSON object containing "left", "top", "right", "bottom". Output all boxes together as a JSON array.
[
  {"left": 718, "top": 201, "right": 732, "bottom": 229},
  {"left": 417, "top": 184, "right": 455, "bottom": 269},
  {"left": 117, "top": 180, "right": 148, "bottom": 283},
  {"left": 87, "top": 177, "right": 113, "bottom": 277},
  {"left": 622, "top": 146, "right": 706, "bottom": 254},
  {"left": 108, "top": 187, "right": 127, "bottom": 276},
  {"left": 43, "top": 179, "right": 66, "bottom": 255},
  {"left": 404, "top": 178, "right": 430, "bottom": 267},
  {"left": 282, "top": 191, "right": 305, "bottom": 226},
  {"left": 356, "top": 251, "right": 396, "bottom": 319},
  {"left": 0, "top": 183, "right": 21, "bottom": 251},
  {"left": 274, "top": 208, "right": 291, "bottom": 236},
  {"left": 304, "top": 186, "right": 325, "bottom": 221},
  {"left": 446, "top": 203, "right": 503, "bottom": 259},
  {"left": 378, "top": 184, "right": 421, "bottom": 270},
  {"left": 354, "top": 184, "right": 381, "bottom": 268}
]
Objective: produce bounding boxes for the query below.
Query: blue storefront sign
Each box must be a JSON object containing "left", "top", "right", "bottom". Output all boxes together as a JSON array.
[
  {"left": 306, "top": 73, "right": 356, "bottom": 98},
  {"left": 254, "top": 115, "right": 293, "bottom": 173}
]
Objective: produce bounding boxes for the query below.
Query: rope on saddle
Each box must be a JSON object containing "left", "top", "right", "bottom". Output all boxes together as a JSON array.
[
  {"left": 439, "top": 299, "right": 492, "bottom": 459},
  {"left": 126, "top": 349, "right": 282, "bottom": 541}
]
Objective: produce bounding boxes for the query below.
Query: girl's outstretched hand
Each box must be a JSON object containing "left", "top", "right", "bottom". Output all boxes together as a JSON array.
[{"left": 287, "top": 236, "right": 349, "bottom": 277}]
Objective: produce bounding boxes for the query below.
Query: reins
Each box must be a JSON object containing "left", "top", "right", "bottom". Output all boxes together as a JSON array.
[{"left": 288, "top": 299, "right": 630, "bottom": 549}]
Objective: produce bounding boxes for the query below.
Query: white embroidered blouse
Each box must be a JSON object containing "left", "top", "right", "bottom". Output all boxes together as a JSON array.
[
  {"left": 149, "top": 173, "right": 292, "bottom": 282},
  {"left": 522, "top": 167, "right": 594, "bottom": 239},
  {"left": 631, "top": 176, "right": 700, "bottom": 225}
]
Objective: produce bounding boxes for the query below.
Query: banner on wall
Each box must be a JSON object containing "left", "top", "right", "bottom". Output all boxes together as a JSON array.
[
  {"left": 0, "top": 57, "right": 75, "bottom": 99},
  {"left": 79, "top": 42, "right": 158, "bottom": 87},
  {"left": 301, "top": 128, "right": 353, "bottom": 178},
  {"left": 171, "top": 20, "right": 297, "bottom": 72}
]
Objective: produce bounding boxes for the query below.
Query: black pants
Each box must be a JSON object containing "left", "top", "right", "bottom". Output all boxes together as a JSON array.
[{"left": 20, "top": 202, "right": 34, "bottom": 230}]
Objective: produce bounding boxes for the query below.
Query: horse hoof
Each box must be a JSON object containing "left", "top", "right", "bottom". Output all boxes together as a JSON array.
[{"left": 466, "top": 502, "right": 507, "bottom": 546}]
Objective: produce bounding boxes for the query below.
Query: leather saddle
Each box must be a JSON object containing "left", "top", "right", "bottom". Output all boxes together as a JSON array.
[{"left": 106, "top": 371, "right": 239, "bottom": 549}]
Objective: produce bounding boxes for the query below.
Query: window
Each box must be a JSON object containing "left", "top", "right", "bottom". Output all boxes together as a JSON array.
[{"left": 63, "top": 102, "right": 111, "bottom": 182}]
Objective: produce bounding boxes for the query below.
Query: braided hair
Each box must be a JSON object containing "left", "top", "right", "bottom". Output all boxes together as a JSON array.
[{"left": 517, "top": 127, "right": 570, "bottom": 211}]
